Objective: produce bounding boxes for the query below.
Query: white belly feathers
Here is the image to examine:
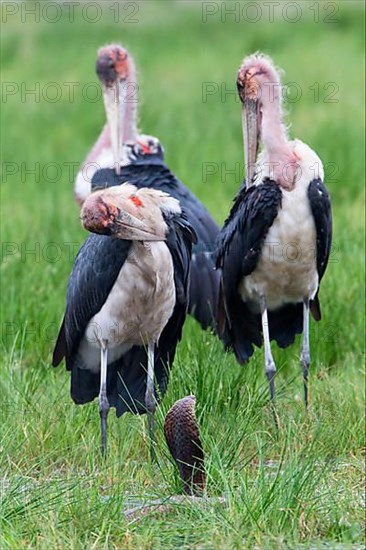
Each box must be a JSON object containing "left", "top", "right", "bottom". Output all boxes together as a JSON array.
[
  {"left": 77, "top": 240, "right": 176, "bottom": 372},
  {"left": 239, "top": 182, "right": 318, "bottom": 311}
]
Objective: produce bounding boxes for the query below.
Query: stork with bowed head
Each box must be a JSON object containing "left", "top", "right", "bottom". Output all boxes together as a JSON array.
[
  {"left": 80, "top": 43, "right": 220, "bottom": 331},
  {"left": 74, "top": 45, "right": 163, "bottom": 205},
  {"left": 216, "top": 54, "right": 332, "bottom": 406},
  {"left": 53, "top": 183, "right": 196, "bottom": 458}
]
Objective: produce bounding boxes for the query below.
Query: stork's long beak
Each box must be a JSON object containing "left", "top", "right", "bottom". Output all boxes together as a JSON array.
[
  {"left": 237, "top": 70, "right": 259, "bottom": 187},
  {"left": 112, "top": 209, "right": 166, "bottom": 241},
  {"left": 101, "top": 80, "right": 127, "bottom": 176},
  {"left": 242, "top": 98, "right": 259, "bottom": 187}
]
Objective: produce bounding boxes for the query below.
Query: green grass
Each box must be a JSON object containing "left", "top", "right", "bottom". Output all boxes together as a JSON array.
[{"left": 1, "top": 1, "right": 365, "bottom": 548}]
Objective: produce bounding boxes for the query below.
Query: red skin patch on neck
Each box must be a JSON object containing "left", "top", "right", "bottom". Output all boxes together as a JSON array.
[
  {"left": 137, "top": 140, "right": 152, "bottom": 155},
  {"left": 130, "top": 195, "right": 143, "bottom": 207}
]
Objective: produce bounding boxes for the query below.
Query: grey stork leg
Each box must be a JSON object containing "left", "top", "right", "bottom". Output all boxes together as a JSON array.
[
  {"left": 260, "top": 295, "right": 277, "bottom": 401},
  {"left": 145, "top": 343, "right": 157, "bottom": 462},
  {"left": 99, "top": 342, "right": 110, "bottom": 458},
  {"left": 300, "top": 298, "right": 310, "bottom": 407},
  {"left": 260, "top": 295, "right": 279, "bottom": 430}
]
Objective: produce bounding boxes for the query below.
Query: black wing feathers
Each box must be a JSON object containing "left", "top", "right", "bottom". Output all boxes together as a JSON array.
[
  {"left": 52, "top": 317, "right": 66, "bottom": 367},
  {"left": 52, "top": 234, "right": 132, "bottom": 367},
  {"left": 307, "top": 178, "right": 332, "bottom": 320},
  {"left": 216, "top": 180, "right": 282, "bottom": 276},
  {"left": 308, "top": 178, "right": 332, "bottom": 281},
  {"left": 216, "top": 180, "right": 282, "bottom": 361}
]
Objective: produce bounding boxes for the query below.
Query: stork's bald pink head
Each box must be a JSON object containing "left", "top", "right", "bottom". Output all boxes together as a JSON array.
[
  {"left": 95, "top": 44, "right": 140, "bottom": 170},
  {"left": 80, "top": 193, "right": 118, "bottom": 235},
  {"left": 237, "top": 54, "right": 282, "bottom": 103},
  {"left": 96, "top": 45, "right": 130, "bottom": 87}
]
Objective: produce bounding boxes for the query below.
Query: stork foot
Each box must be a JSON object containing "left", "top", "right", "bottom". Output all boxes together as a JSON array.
[
  {"left": 147, "top": 411, "right": 156, "bottom": 463},
  {"left": 145, "top": 391, "right": 157, "bottom": 462},
  {"left": 265, "top": 362, "right": 279, "bottom": 430},
  {"left": 300, "top": 350, "right": 310, "bottom": 408},
  {"left": 265, "top": 361, "right": 276, "bottom": 401},
  {"left": 99, "top": 392, "right": 110, "bottom": 458}
]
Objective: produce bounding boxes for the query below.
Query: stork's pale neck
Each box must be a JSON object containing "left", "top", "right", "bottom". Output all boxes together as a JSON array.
[
  {"left": 260, "top": 85, "right": 289, "bottom": 157},
  {"left": 259, "top": 84, "right": 297, "bottom": 189}
]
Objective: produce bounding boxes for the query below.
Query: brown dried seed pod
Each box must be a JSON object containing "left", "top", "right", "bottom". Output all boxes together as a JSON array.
[{"left": 164, "top": 395, "right": 205, "bottom": 495}]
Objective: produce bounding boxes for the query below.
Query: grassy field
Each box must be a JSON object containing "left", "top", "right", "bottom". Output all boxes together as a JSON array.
[{"left": 1, "top": 1, "right": 365, "bottom": 548}]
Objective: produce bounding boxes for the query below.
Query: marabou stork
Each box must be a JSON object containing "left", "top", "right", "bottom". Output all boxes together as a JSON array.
[
  {"left": 76, "top": 44, "right": 220, "bottom": 330},
  {"left": 74, "top": 45, "right": 160, "bottom": 205},
  {"left": 216, "top": 54, "right": 332, "bottom": 405},
  {"left": 53, "top": 184, "right": 196, "bottom": 457}
]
